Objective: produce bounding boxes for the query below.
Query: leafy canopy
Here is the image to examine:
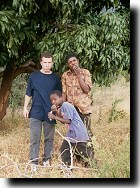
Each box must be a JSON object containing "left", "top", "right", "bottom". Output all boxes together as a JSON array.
[{"left": 0, "top": 0, "right": 130, "bottom": 85}]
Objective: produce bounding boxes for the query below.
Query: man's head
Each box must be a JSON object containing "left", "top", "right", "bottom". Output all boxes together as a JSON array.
[
  {"left": 50, "top": 90, "right": 63, "bottom": 108},
  {"left": 40, "top": 52, "right": 53, "bottom": 73},
  {"left": 65, "top": 52, "right": 79, "bottom": 71},
  {"left": 40, "top": 52, "right": 53, "bottom": 60}
]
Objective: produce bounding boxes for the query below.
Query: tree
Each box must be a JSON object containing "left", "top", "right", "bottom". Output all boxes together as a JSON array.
[{"left": 0, "top": 0, "right": 130, "bottom": 120}]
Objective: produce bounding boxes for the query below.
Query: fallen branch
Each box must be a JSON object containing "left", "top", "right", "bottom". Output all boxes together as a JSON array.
[
  {"left": 56, "top": 129, "right": 73, "bottom": 169},
  {"left": 0, "top": 154, "right": 30, "bottom": 178}
]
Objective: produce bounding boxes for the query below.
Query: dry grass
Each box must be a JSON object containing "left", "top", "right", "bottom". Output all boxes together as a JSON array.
[{"left": 0, "top": 78, "right": 130, "bottom": 178}]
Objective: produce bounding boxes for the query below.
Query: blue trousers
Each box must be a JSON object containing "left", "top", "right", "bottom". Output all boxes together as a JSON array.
[{"left": 29, "top": 118, "right": 55, "bottom": 164}]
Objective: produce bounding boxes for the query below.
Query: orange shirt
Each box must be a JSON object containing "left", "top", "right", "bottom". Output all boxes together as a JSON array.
[{"left": 61, "top": 68, "right": 93, "bottom": 114}]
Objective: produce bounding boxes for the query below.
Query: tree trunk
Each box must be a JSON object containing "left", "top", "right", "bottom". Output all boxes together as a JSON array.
[
  {"left": 0, "top": 66, "right": 15, "bottom": 120},
  {"left": 0, "top": 61, "right": 37, "bottom": 121}
]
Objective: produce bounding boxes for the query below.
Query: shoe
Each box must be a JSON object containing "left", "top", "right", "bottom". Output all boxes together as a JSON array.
[
  {"left": 43, "top": 160, "right": 50, "bottom": 167},
  {"left": 65, "top": 167, "right": 73, "bottom": 178},
  {"left": 31, "top": 164, "right": 37, "bottom": 172},
  {"left": 61, "top": 164, "right": 72, "bottom": 172}
]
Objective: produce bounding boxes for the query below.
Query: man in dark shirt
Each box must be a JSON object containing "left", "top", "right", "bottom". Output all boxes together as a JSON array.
[{"left": 23, "top": 52, "right": 62, "bottom": 170}]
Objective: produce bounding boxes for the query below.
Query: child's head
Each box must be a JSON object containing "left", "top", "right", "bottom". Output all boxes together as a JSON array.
[{"left": 50, "top": 90, "right": 63, "bottom": 108}]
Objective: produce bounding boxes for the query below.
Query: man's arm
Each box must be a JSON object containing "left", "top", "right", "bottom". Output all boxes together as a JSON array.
[
  {"left": 23, "top": 95, "right": 32, "bottom": 118},
  {"left": 77, "top": 75, "right": 90, "bottom": 94},
  {"left": 62, "top": 93, "right": 67, "bottom": 101},
  {"left": 61, "top": 74, "right": 67, "bottom": 101},
  {"left": 73, "top": 65, "right": 91, "bottom": 94}
]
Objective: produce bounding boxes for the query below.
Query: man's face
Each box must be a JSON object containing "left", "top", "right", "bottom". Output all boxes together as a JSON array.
[
  {"left": 40, "top": 57, "right": 53, "bottom": 73},
  {"left": 67, "top": 57, "right": 79, "bottom": 70}
]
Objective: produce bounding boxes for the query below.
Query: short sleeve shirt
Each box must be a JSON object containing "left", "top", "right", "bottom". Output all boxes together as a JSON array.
[
  {"left": 26, "top": 70, "right": 62, "bottom": 123},
  {"left": 61, "top": 68, "right": 92, "bottom": 114},
  {"left": 61, "top": 102, "right": 89, "bottom": 143}
]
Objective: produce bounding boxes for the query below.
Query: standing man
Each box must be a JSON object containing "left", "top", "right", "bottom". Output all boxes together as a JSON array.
[
  {"left": 23, "top": 52, "right": 62, "bottom": 169},
  {"left": 61, "top": 52, "right": 93, "bottom": 138}
]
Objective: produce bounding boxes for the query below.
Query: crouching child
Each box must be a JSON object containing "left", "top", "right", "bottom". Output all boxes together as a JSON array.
[{"left": 48, "top": 90, "right": 94, "bottom": 168}]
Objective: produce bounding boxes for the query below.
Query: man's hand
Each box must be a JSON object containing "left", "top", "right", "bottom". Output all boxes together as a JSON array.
[
  {"left": 72, "top": 65, "right": 81, "bottom": 77},
  {"left": 23, "top": 95, "right": 31, "bottom": 119},
  {"left": 23, "top": 109, "right": 29, "bottom": 118}
]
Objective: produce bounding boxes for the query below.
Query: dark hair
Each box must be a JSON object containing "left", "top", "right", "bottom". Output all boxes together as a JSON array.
[
  {"left": 50, "top": 90, "right": 62, "bottom": 97},
  {"left": 40, "top": 52, "right": 53, "bottom": 60},
  {"left": 65, "top": 52, "right": 78, "bottom": 63}
]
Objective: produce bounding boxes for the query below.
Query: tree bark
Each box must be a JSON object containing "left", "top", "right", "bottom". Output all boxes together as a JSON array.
[
  {"left": 0, "top": 61, "right": 38, "bottom": 120},
  {"left": 0, "top": 66, "right": 15, "bottom": 120}
]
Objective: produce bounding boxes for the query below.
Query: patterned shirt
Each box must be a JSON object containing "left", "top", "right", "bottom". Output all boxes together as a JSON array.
[{"left": 61, "top": 68, "right": 92, "bottom": 114}]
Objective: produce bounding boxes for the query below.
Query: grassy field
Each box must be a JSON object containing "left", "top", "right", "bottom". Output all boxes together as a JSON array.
[{"left": 0, "top": 77, "right": 130, "bottom": 178}]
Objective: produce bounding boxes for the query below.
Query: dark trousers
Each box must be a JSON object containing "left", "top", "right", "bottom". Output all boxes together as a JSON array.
[{"left": 60, "top": 140, "right": 94, "bottom": 167}]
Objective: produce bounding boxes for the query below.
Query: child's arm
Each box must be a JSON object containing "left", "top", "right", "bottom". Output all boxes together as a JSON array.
[
  {"left": 48, "top": 112, "right": 70, "bottom": 124},
  {"left": 51, "top": 105, "right": 63, "bottom": 118},
  {"left": 51, "top": 104, "right": 61, "bottom": 117}
]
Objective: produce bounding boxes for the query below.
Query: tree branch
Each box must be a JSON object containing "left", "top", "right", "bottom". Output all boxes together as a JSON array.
[
  {"left": 0, "top": 60, "right": 39, "bottom": 80},
  {"left": 13, "top": 60, "right": 39, "bottom": 79}
]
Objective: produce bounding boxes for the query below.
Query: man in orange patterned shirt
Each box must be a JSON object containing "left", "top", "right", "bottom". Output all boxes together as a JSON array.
[{"left": 61, "top": 52, "right": 93, "bottom": 138}]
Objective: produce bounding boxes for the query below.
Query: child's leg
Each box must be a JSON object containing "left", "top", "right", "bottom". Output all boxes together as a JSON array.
[
  {"left": 75, "top": 142, "right": 94, "bottom": 166},
  {"left": 60, "top": 140, "right": 72, "bottom": 166},
  {"left": 72, "top": 143, "right": 82, "bottom": 162}
]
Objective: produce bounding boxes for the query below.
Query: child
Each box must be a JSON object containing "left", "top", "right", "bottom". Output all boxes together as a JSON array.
[{"left": 48, "top": 90, "right": 94, "bottom": 168}]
